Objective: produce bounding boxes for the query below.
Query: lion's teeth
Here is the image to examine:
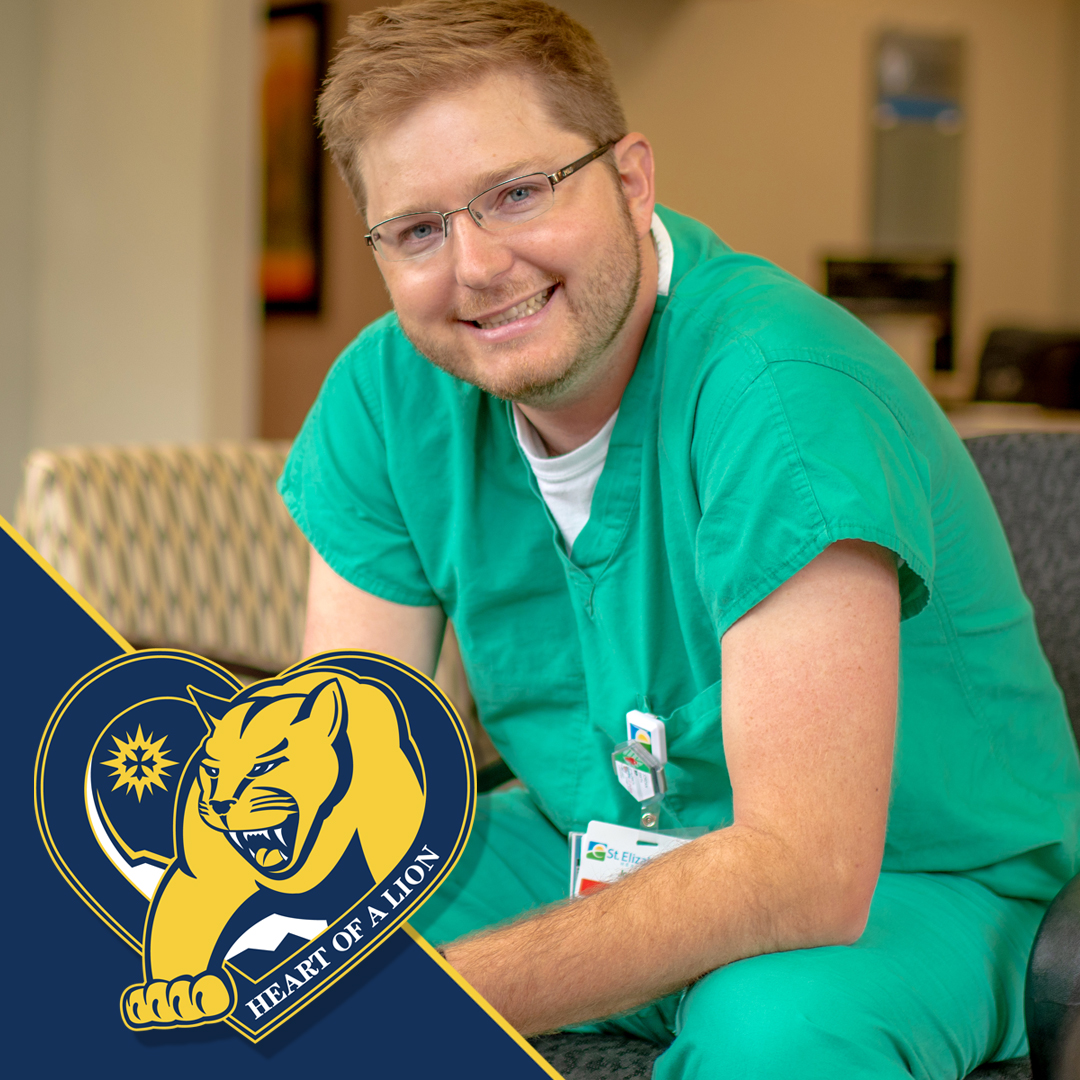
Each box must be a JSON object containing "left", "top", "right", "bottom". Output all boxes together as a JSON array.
[{"left": 228, "top": 826, "right": 288, "bottom": 857}]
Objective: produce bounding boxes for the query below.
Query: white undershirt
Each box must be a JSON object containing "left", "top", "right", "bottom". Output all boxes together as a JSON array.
[{"left": 513, "top": 213, "right": 674, "bottom": 554}]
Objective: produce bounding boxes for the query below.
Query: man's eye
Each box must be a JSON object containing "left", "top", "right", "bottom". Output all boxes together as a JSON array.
[
  {"left": 202, "top": 763, "right": 219, "bottom": 777},
  {"left": 386, "top": 218, "right": 443, "bottom": 249},
  {"left": 497, "top": 183, "right": 543, "bottom": 212},
  {"left": 248, "top": 759, "right": 284, "bottom": 778}
]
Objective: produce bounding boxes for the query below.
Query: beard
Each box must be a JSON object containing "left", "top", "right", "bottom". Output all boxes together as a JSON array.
[{"left": 395, "top": 205, "right": 643, "bottom": 406}]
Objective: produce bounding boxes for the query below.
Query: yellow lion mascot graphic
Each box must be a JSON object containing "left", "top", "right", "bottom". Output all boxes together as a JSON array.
[{"left": 122, "top": 668, "right": 426, "bottom": 1028}]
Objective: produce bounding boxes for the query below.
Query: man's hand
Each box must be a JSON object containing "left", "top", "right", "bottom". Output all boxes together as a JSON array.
[{"left": 442, "top": 539, "right": 899, "bottom": 1034}]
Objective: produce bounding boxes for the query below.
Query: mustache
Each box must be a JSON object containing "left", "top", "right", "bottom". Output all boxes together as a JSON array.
[{"left": 451, "top": 276, "right": 562, "bottom": 322}]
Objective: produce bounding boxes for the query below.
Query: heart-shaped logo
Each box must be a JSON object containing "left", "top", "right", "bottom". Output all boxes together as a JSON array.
[{"left": 35, "top": 648, "right": 475, "bottom": 1042}]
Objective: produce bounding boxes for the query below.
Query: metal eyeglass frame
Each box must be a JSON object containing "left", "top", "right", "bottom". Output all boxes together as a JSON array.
[{"left": 364, "top": 141, "right": 618, "bottom": 260}]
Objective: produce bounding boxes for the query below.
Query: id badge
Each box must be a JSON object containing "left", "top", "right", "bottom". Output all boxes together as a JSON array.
[{"left": 571, "top": 820, "right": 689, "bottom": 897}]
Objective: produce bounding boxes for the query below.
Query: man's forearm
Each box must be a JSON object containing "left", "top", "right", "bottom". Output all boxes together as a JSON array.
[{"left": 442, "top": 820, "right": 872, "bottom": 1036}]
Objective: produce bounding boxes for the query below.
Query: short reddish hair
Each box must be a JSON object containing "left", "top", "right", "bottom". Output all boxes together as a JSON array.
[{"left": 317, "top": 0, "right": 627, "bottom": 210}]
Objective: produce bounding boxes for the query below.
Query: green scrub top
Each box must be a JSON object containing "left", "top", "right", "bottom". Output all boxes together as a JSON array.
[{"left": 280, "top": 205, "right": 1080, "bottom": 903}]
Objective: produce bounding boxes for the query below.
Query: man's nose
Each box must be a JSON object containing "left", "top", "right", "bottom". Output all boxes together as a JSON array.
[{"left": 446, "top": 212, "right": 514, "bottom": 290}]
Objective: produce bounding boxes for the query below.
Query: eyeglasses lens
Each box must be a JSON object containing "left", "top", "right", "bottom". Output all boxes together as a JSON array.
[
  {"left": 370, "top": 214, "right": 446, "bottom": 260},
  {"left": 470, "top": 174, "right": 554, "bottom": 229}
]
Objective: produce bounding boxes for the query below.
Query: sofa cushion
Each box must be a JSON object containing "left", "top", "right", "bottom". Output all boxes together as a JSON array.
[
  {"left": 965, "top": 433, "right": 1080, "bottom": 733},
  {"left": 16, "top": 442, "right": 307, "bottom": 673}
]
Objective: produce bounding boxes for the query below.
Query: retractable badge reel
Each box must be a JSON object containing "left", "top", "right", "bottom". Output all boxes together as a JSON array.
[{"left": 612, "top": 710, "right": 668, "bottom": 829}]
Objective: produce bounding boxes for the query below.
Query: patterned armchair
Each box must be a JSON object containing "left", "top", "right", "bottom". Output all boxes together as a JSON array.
[
  {"left": 15, "top": 441, "right": 497, "bottom": 767},
  {"left": 17, "top": 442, "right": 306, "bottom": 674}
]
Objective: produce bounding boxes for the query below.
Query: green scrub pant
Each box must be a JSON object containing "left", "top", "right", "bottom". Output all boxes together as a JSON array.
[{"left": 410, "top": 789, "right": 1045, "bottom": 1079}]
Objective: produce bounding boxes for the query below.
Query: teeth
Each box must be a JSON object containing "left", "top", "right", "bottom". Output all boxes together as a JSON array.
[
  {"left": 476, "top": 287, "right": 553, "bottom": 329},
  {"left": 228, "top": 826, "right": 290, "bottom": 853}
]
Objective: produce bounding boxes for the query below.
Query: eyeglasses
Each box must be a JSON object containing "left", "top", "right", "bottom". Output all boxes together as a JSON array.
[{"left": 365, "top": 142, "right": 617, "bottom": 262}]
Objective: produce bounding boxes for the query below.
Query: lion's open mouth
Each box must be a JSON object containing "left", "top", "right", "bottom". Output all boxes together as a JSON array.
[{"left": 225, "top": 816, "right": 299, "bottom": 871}]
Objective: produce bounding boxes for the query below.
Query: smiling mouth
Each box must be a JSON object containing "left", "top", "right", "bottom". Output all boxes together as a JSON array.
[
  {"left": 226, "top": 819, "right": 298, "bottom": 871},
  {"left": 470, "top": 285, "right": 556, "bottom": 330}
]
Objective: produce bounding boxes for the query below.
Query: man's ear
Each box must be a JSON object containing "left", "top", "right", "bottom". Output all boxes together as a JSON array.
[
  {"left": 292, "top": 678, "right": 346, "bottom": 742},
  {"left": 613, "top": 132, "right": 656, "bottom": 240},
  {"left": 187, "top": 686, "right": 233, "bottom": 732}
]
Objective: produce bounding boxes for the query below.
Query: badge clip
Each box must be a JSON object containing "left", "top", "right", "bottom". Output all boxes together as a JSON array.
[
  {"left": 612, "top": 710, "right": 669, "bottom": 829},
  {"left": 612, "top": 739, "right": 666, "bottom": 830}
]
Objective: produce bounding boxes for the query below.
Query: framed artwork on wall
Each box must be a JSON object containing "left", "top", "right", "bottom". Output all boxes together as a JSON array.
[{"left": 261, "top": 3, "right": 327, "bottom": 314}]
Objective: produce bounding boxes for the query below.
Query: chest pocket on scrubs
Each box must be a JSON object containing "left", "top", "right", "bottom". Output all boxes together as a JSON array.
[{"left": 659, "top": 680, "right": 734, "bottom": 831}]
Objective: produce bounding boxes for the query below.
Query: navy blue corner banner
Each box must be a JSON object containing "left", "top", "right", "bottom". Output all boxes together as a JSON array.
[{"left": 4, "top": 517, "right": 560, "bottom": 1078}]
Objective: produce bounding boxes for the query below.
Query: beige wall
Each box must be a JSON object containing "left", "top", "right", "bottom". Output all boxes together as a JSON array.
[
  {"left": 0, "top": 0, "right": 40, "bottom": 518},
  {"left": 33, "top": 0, "right": 261, "bottom": 449},
  {"left": 0, "top": 0, "right": 262, "bottom": 519},
  {"left": 562, "top": 0, "right": 1075, "bottom": 395},
  {"left": 1062, "top": 0, "right": 1080, "bottom": 324}
]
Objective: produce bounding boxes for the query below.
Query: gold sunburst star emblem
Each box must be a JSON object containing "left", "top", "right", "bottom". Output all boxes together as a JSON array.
[{"left": 102, "top": 724, "right": 178, "bottom": 801}]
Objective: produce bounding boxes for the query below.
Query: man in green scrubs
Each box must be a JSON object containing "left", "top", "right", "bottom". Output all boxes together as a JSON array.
[{"left": 280, "top": 2, "right": 1080, "bottom": 1075}]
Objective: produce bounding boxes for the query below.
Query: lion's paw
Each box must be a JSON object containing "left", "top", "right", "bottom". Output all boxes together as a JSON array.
[{"left": 122, "top": 973, "right": 233, "bottom": 1027}]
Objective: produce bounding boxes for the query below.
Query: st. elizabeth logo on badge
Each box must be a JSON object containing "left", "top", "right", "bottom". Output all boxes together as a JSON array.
[
  {"left": 585, "top": 841, "right": 607, "bottom": 862},
  {"left": 34, "top": 649, "right": 475, "bottom": 1041}
]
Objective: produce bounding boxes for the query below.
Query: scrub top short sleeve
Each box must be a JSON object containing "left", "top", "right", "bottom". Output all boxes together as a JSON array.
[
  {"left": 693, "top": 357, "right": 933, "bottom": 637},
  {"left": 279, "top": 318, "right": 440, "bottom": 608}
]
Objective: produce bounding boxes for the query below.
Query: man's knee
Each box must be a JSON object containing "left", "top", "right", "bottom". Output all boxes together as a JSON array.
[{"left": 654, "top": 950, "right": 908, "bottom": 1080}]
